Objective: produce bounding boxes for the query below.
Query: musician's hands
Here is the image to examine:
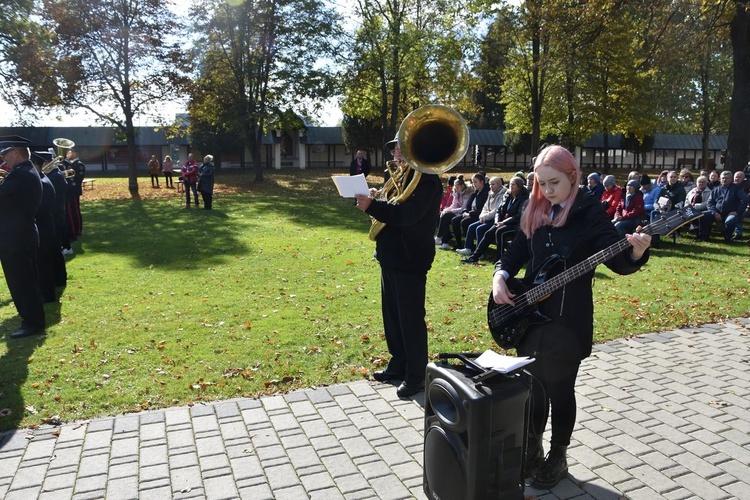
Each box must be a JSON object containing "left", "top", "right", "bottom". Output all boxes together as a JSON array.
[
  {"left": 627, "top": 229, "right": 651, "bottom": 259},
  {"left": 492, "top": 273, "right": 515, "bottom": 306},
  {"left": 355, "top": 194, "right": 372, "bottom": 212}
]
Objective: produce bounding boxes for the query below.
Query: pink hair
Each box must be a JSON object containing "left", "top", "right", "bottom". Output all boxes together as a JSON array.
[{"left": 520, "top": 145, "right": 581, "bottom": 237}]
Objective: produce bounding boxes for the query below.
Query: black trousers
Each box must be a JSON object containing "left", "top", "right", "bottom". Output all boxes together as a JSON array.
[
  {"left": 164, "top": 172, "right": 173, "bottom": 187},
  {"left": 451, "top": 215, "right": 477, "bottom": 248},
  {"left": 380, "top": 266, "right": 428, "bottom": 384},
  {"left": 52, "top": 223, "right": 67, "bottom": 287},
  {"left": 0, "top": 245, "right": 45, "bottom": 330},
  {"left": 520, "top": 355, "right": 580, "bottom": 447},
  {"left": 201, "top": 191, "right": 213, "bottom": 209}
]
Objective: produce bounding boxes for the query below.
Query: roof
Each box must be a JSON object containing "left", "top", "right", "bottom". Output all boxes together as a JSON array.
[
  {"left": 583, "top": 133, "right": 728, "bottom": 150},
  {"left": 651, "top": 134, "right": 727, "bottom": 150},
  {"left": 301, "top": 127, "right": 344, "bottom": 145},
  {"left": 0, "top": 126, "right": 190, "bottom": 147},
  {"left": 469, "top": 129, "right": 504, "bottom": 146}
]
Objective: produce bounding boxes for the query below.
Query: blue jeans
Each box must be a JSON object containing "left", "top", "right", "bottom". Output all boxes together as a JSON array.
[
  {"left": 185, "top": 182, "right": 199, "bottom": 206},
  {"left": 464, "top": 220, "right": 493, "bottom": 251}
]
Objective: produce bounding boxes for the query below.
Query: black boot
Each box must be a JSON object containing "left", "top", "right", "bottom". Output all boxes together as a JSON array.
[
  {"left": 523, "top": 435, "right": 544, "bottom": 478},
  {"left": 534, "top": 444, "right": 568, "bottom": 488}
]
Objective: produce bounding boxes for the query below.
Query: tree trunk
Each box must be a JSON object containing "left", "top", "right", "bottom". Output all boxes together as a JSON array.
[
  {"left": 727, "top": 1, "right": 750, "bottom": 172},
  {"left": 125, "top": 122, "right": 139, "bottom": 195}
]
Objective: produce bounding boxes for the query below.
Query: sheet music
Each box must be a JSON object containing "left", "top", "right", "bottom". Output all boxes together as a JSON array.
[
  {"left": 332, "top": 174, "right": 369, "bottom": 198},
  {"left": 474, "top": 350, "right": 535, "bottom": 374}
]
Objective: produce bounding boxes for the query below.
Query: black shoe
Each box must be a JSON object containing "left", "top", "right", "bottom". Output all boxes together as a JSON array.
[
  {"left": 396, "top": 380, "right": 425, "bottom": 398},
  {"left": 461, "top": 256, "right": 479, "bottom": 264},
  {"left": 372, "top": 370, "right": 405, "bottom": 382},
  {"left": 523, "top": 437, "right": 544, "bottom": 478},
  {"left": 534, "top": 445, "right": 568, "bottom": 488},
  {"left": 10, "top": 328, "right": 44, "bottom": 339}
]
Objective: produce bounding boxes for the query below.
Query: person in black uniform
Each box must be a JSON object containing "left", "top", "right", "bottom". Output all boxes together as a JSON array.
[
  {"left": 492, "top": 145, "right": 651, "bottom": 488},
  {"left": 0, "top": 136, "right": 46, "bottom": 338},
  {"left": 31, "top": 152, "right": 58, "bottom": 303},
  {"left": 354, "top": 139, "right": 443, "bottom": 398},
  {"left": 39, "top": 150, "right": 68, "bottom": 287},
  {"left": 62, "top": 148, "right": 85, "bottom": 255}
]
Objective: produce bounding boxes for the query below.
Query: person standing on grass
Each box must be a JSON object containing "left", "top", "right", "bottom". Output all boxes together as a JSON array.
[
  {"left": 148, "top": 155, "right": 160, "bottom": 188},
  {"left": 0, "top": 136, "right": 46, "bottom": 339},
  {"left": 197, "top": 155, "right": 214, "bottom": 210},
  {"left": 491, "top": 145, "right": 651, "bottom": 488},
  {"left": 181, "top": 153, "right": 199, "bottom": 208},
  {"left": 353, "top": 137, "right": 443, "bottom": 399},
  {"left": 162, "top": 155, "right": 174, "bottom": 188}
]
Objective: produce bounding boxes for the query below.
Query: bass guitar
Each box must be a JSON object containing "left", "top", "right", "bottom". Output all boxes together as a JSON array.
[{"left": 487, "top": 207, "right": 702, "bottom": 349}]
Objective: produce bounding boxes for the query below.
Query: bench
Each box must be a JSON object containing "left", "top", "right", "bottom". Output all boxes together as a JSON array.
[
  {"left": 176, "top": 179, "right": 184, "bottom": 192},
  {"left": 82, "top": 179, "right": 95, "bottom": 190}
]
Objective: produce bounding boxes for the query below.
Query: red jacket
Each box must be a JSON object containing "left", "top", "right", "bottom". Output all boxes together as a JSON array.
[
  {"left": 601, "top": 186, "right": 622, "bottom": 218},
  {"left": 615, "top": 190, "right": 645, "bottom": 220},
  {"left": 181, "top": 161, "right": 198, "bottom": 184}
]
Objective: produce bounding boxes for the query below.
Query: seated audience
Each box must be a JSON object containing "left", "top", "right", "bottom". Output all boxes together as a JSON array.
[
  {"left": 456, "top": 177, "right": 505, "bottom": 256},
  {"left": 707, "top": 170, "right": 721, "bottom": 189},
  {"left": 439, "top": 175, "right": 457, "bottom": 211},
  {"left": 612, "top": 180, "right": 645, "bottom": 237},
  {"left": 650, "top": 170, "right": 685, "bottom": 223},
  {"left": 600, "top": 175, "right": 622, "bottom": 218},
  {"left": 443, "top": 172, "right": 489, "bottom": 250},
  {"left": 700, "top": 170, "right": 748, "bottom": 243},
  {"left": 679, "top": 169, "right": 696, "bottom": 194},
  {"left": 585, "top": 172, "right": 604, "bottom": 200},
  {"left": 461, "top": 176, "right": 529, "bottom": 264},
  {"left": 733, "top": 171, "right": 750, "bottom": 239},
  {"left": 435, "top": 176, "right": 471, "bottom": 247},
  {"left": 640, "top": 174, "right": 661, "bottom": 212},
  {"left": 686, "top": 175, "right": 711, "bottom": 240}
]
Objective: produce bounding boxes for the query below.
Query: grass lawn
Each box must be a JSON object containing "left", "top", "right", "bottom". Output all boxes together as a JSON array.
[{"left": 1, "top": 168, "right": 748, "bottom": 431}]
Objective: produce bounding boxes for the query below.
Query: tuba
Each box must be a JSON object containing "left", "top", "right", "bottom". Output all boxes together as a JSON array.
[
  {"left": 42, "top": 138, "right": 76, "bottom": 174},
  {"left": 368, "top": 104, "right": 469, "bottom": 240}
]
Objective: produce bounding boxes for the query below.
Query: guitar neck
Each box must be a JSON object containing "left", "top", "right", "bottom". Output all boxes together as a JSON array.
[{"left": 526, "top": 225, "right": 655, "bottom": 304}]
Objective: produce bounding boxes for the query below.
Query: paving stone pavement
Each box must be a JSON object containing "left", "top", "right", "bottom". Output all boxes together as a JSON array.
[{"left": 1, "top": 318, "right": 750, "bottom": 500}]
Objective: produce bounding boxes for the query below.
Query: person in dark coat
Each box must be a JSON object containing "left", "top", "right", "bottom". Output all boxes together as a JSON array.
[
  {"left": 349, "top": 150, "right": 371, "bottom": 177},
  {"left": 702, "top": 170, "right": 748, "bottom": 242},
  {"left": 31, "top": 152, "right": 58, "bottom": 303},
  {"left": 461, "top": 175, "right": 529, "bottom": 263},
  {"left": 0, "top": 136, "right": 46, "bottom": 338},
  {"left": 354, "top": 139, "right": 443, "bottom": 399},
  {"left": 450, "top": 172, "right": 489, "bottom": 249},
  {"left": 492, "top": 145, "right": 651, "bottom": 488},
  {"left": 40, "top": 152, "right": 68, "bottom": 287},
  {"left": 62, "top": 148, "right": 85, "bottom": 255},
  {"left": 197, "top": 155, "right": 215, "bottom": 210}
]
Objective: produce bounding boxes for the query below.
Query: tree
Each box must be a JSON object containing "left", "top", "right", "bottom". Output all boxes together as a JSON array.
[
  {"left": 341, "top": 0, "right": 487, "bottom": 148},
  {"left": 727, "top": 1, "right": 750, "bottom": 171},
  {"left": 37, "top": 0, "right": 189, "bottom": 195},
  {"left": 0, "top": 1, "right": 55, "bottom": 121},
  {"left": 189, "top": 0, "right": 340, "bottom": 182}
]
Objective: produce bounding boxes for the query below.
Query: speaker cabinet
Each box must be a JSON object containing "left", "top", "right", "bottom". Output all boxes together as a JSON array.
[{"left": 423, "top": 360, "right": 531, "bottom": 500}]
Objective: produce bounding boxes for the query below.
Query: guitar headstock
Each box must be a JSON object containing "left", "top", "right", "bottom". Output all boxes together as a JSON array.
[{"left": 645, "top": 206, "right": 703, "bottom": 237}]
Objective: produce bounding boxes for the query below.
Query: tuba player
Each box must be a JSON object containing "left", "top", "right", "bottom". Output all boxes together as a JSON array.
[{"left": 354, "top": 138, "right": 443, "bottom": 398}]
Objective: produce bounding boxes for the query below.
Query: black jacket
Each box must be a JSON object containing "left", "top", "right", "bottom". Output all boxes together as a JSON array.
[
  {"left": 349, "top": 157, "right": 371, "bottom": 177},
  {"left": 496, "top": 187, "right": 529, "bottom": 227},
  {"left": 0, "top": 160, "right": 42, "bottom": 252},
  {"left": 496, "top": 188, "right": 648, "bottom": 361},
  {"left": 465, "top": 183, "right": 490, "bottom": 219},
  {"left": 366, "top": 171, "right": 442, "bottom": 272}
]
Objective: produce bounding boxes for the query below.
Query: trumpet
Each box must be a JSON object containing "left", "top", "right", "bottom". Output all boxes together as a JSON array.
[
  {"left": 62, "top": 169, "right": 76, "bottom": 179},
  {"left": 42, "top": 138, "right": 75, "bottom": 174},
  {"left": 368, "top": 105, "right": 469, "bottom": 240},
  {"left": 0, "top": 168, "right": 7, "bottom": 185}
]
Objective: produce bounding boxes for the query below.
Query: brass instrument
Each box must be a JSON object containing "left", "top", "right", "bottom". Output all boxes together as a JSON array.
[
  {"left": 0, "top": 169, "right": 7, "bottom": 185},
  {"left": 62, "top": 169, "right": 76, "bottom": 179},
  {"left": 368, "top": 104, "right": 469, "bottom": 240},
  {"left": 42, "top": 138, "right": 76, "bottom": 174}
]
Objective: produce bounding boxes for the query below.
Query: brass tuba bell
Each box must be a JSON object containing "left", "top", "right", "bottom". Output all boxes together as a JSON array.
[
  {"left": 368, "top": 105, "right": 469, "bottom": 240},
  {"left": 42, "top": 138, "right": 76, "bottom": 174}
]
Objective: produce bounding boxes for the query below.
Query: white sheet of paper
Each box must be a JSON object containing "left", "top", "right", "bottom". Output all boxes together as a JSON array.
[
  {"left": 474, "top": 350, "right": 535, "bottom": 374},
  {"left": 332, "top": 174, "right": 369, "bottom": 198}
]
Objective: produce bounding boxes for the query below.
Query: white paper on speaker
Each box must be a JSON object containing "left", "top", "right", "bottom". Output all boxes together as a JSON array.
[
  {"left": 474, "top": 350, "right": 534, "bottom": 374},
  {"left": 331, "top": 173, "right": 369, "bottom": 197}
]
